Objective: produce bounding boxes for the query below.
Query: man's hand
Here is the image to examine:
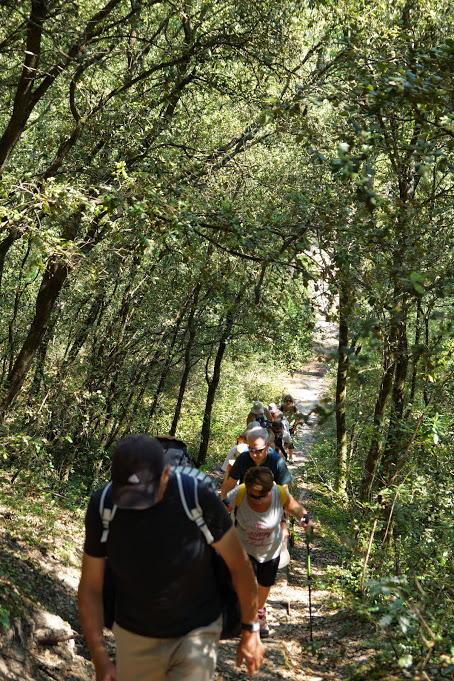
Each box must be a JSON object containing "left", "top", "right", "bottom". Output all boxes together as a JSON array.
[
  {"left": 94, "top": 658, "right": 118, "bottom": 681},
  {"left": 302, "top": 517, "right": 315, "bottom": 539},
  {"left": 236, "top": 630, "right": 265, "bottom": 675}
]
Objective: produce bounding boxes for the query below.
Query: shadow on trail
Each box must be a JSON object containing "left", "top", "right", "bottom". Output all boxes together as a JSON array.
[
  {"left": 0, "top": 537, "right": 92, "bottom": 663},
  {"left": 216, "top": 638, "right": 297, "bottom": 680}
]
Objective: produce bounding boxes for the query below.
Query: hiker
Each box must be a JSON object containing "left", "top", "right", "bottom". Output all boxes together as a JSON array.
[
  {"left": 221, "top": 427, "right": 293, "bottom": 497},
  {"left": 220, "top": 421, "right": 261, "bottom": 475},
  {"left": 223, "top": 467, "right": 312, "bottom": 638},
  {"left": 246, "top": 401, "right": 271, "bottom": 427},
  {"left": 78, "top": 434, "right": 265, "bottom": 681},
  {"left": 269, "top": 419, "right": 294, "bottom": 462},
  {"left": 280, "top": 394, "right": 299, "bottom": 435},
  {"left": 219, "top": 421, "right": 263, "bottom": 496},
  {"left": 268, "top": 403, "right": 291, "bottom": 433},
  {"left": 221, "top": 427, "right": 294, "bottom": 551}
]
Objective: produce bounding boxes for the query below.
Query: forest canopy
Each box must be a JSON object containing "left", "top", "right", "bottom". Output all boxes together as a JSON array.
[
  {"left": 0, "top": 0, "right": 453, "bottom": 495},
  {"left": 1, "top": 0, "right": 454, "bottom": 673}
]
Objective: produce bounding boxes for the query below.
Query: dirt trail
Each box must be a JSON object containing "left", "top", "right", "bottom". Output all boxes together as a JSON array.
[
  {"left": 2, "top": 321, "right": 353, "bottom": 681},
  {"left": 214, "top": 321, "right": 346, "bottom": 681}
]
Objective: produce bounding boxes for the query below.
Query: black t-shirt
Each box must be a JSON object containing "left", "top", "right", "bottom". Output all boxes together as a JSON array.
[
  {"left": 228, "top": 449, "right": 293, "bottom": 486},
  {"left": 84, "top": 473, "right": 232, "bottom": 638}
]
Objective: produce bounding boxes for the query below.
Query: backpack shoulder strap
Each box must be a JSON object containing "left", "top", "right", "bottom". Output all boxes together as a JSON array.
[
  {"left": 275, "top": 483, "right": 288, "bottom": 507},
  {"left": 175, "top": 471, "right": 215, "bottom": 545},
  {"left": 235, "top": 484, "right": 247, "bottom": 508},
  {"left": 99, "top": 482, "right": 117, "bottom": 544},
  {"left": 171, "top": 465, "right": 217, "bottom": 494}
]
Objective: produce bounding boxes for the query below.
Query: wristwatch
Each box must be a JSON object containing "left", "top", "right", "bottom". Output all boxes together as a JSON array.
[
  {"left": 241, "top": 621, "right": 260, "bottom": 632},
  {"left": 302, "top": 513, "right": 310, "bottom": 524}
]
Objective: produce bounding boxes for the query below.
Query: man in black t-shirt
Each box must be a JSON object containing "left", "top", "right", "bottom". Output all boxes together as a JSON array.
[
  {"left": 221, "top": 428, "right": 293, "bottom": 499},
  {"left": 78, "top": 434, "right": 265, "bottom": 681}
]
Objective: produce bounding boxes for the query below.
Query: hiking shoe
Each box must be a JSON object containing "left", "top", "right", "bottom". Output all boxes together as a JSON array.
[{"left": 258, "top": 608, "right": 269, "bottom": 638}]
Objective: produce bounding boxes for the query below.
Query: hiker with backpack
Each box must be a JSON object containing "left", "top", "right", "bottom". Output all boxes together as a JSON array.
[
  {"left": 269, "top": 419, "right": 294, "bottom": 463},
  {"left": 78, "top": 434, "right": 265, "bottom": 681},
  {"left": 223, "top": 466, "right": 312, "bottom": 638},
  {"left": 219, "top": 421, "right": 262, "bottom": 495},
  {"left": 246, "top": 401, "right": 272, "bottom": 428},
  {"left": 220, "top": 421, "right": 261, "bottom": 475},
  {"left": 268, "top": 403, "right": 291, "bottom": 433},
  {"left": 221, "top": 427, "right": 293, "bottom": 498},
  {"left": 281, "top": 394, "right": 300, "bottom": 435}
]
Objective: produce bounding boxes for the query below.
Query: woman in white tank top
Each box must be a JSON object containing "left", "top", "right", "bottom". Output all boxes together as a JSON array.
[{"left": 225, "top": 467, "right": 313, "bottom": 638}]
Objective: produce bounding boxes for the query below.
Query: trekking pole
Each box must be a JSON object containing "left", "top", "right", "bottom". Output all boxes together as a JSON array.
[{"left": 305, "top": 525, "right": 313, "bottom": 642}]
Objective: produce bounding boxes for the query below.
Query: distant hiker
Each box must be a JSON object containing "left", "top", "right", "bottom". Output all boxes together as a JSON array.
[
  {"left": 268, "top": 403, "right": 291, "bottom": 433},
  {"left": 269, "top": 419, "right": 294, "bottom": 463},
  {"left": 220, "top": 421, "right": 262, "bottom": 474},
  {"left": 222, "top": 428, "right": 293, "bottom": 496},
  {"left": 280, "top": 395, "right": 299, "bottom": 435},
  {"left": 78, "top": 434, "right": 265, "bottom": 681},
  {"left": 223, "top": 467, "right": 312, "bottom": 638},
  {"left": 247, "top": 401, "right": 271, "bottom": 428}
]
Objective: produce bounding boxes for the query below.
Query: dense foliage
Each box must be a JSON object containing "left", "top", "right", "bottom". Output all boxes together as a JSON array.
[
  {"left": 0, "top": 0, "right": 316, "bottom": 477},
  {"left": 1, "top": 1, "right": 454, "bottom": 676}
]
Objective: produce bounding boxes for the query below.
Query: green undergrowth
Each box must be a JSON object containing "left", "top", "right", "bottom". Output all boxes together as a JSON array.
[
  {"left": 0, "top": 474, "right": 85, "bottom": 630},
  {"left": 301, "top": 417, "right": 454, "bottom": 680}
]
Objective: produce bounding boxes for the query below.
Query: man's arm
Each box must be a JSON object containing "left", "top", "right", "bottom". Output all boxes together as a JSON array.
[
  {"left": 78, "top": 552, "right": 117, "bottom": 681},
  {"left": 213, "top": 527, "right": 265, "bottom": 675},
  {"left": 220, "top": 472, "right": 238, "bottom": 500},
  {"left": 276, "top": 456, "right": 293, "bottom": 487}
]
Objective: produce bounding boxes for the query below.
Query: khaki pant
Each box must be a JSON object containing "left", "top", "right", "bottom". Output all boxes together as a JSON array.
[{"left": 113, "top": 616, "right": 222, "bottom": 681}]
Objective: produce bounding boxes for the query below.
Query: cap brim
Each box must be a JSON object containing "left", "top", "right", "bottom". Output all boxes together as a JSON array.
[{"left": 112, "top": 478, "right": 161, "bottom": 509}]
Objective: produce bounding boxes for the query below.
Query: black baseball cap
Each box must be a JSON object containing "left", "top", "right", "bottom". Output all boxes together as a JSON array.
[{"left": 111, "top": 434, "right": 165, "bottom": 508}]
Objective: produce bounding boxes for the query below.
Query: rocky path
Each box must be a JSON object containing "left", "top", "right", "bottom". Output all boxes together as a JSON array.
[{"left": 214, "top": 321, "right": 349, "bottom": 681}]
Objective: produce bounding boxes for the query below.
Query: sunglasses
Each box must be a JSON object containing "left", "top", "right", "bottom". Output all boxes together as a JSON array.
[
  {"left": 249, "top": 446, "right": 266, "bottom": 454},
  {"left": 247, "top": 490, "right": 269, "bottom": 500}
]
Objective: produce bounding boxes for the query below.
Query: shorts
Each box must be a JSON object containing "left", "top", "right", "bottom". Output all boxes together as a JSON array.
[
  {"left": 248, "top": 554, "right": 280, "bottom": 587},
  {"left": 113, "top": 615, "right": 222, "bottom": 681}
]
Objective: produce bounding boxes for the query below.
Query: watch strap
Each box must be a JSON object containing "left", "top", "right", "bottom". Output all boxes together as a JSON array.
[{"left": 241, "top": 621, "right": 260, "bottom": 632}]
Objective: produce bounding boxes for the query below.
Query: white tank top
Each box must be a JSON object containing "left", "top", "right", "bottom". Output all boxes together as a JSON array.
[{"left": 227, "top": 485, "right": 285, "bottom": 562}]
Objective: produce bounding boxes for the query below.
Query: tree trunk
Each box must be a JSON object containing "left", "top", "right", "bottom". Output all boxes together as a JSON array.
[
  {"left": 408, "top": 298, "right": 421, "bottom": 405},
  {"left": 30, "top": 315, "right": 57, "bottom": 395},
  {"left": 197, "top": 295, "right": 239, "bottom": 467},
  {"left": 170, "top": 285, "right": 201, "bottom": 436},
  {"left": 359, "top": 325, "right": 398, "bottom": 501},
  {"left": 148, "top": 288, "right": 198, "bottom": 420},
  {"left": 334, "top": 280, "right": 349, "bottom": 495},
  {"left": 0, "top": 0, "right": 48, "bottom": 174},
  {"left": 0, "top": 257, "right": 69, "bottom": 420},
  {"left": 380, "top": 317, "right": 409, "bottom": 485},
  {"left": 0, "top": 228, "right": 21, "bottom": 292},
  {"left": 196, "top": 338, "right": 228, "bottom": 467}
]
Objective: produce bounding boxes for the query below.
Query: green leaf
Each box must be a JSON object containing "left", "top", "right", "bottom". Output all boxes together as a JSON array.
[{"left": 379, "top": 615, "right": 393, "bottom": 628}]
